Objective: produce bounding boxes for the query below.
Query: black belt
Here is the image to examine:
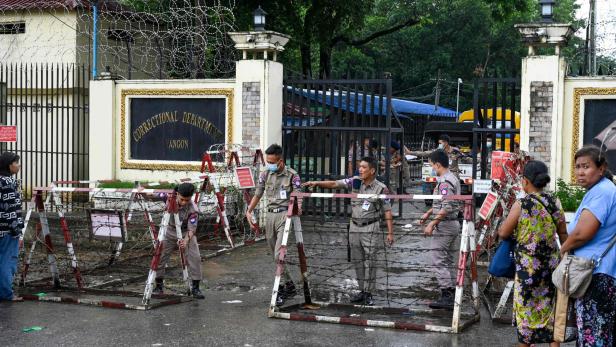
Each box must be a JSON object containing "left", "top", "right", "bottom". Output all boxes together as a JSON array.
[
  {"left": 351, "top": 219, "right": 380, "bottom": 227},
  {"left": 268, "top": 208, "right": 286, "bottom": 213}
]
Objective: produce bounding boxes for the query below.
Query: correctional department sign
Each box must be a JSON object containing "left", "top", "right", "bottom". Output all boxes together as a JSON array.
[{"left": 120, "top": 89, "right": 234, "bottom": 170}]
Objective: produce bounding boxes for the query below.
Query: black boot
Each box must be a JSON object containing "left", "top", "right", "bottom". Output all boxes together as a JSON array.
[
  {"left": 191, "top": 280, "right": 205, "bottom": 299},
  {"left": 363, "top": 292, "right": 374, "bottom": 306},
  {"left": 275, "top": 285, "right": 286, "bottom": 306},
  {"left": 350, "top": 291, "right": 366, "bottom": 304},
  {"left": 283, "top": 281, "right": 297, "bottom": 298},
  {"left": 428, "top": 288, "right": 455, "bottom": 310},
  {"left": 153, "top": 278, "right": 164, "bottom": 295}
]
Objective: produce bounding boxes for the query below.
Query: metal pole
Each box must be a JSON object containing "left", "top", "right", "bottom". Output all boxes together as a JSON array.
[
  {"left": 588, "top": 0, "right": 597, "bottom": 76},
  {"left": 456, "top": 78, "right": 462, "bottom": 115},
  {"left": 92, "top": 4, "right": 98, "bottom": 78}
]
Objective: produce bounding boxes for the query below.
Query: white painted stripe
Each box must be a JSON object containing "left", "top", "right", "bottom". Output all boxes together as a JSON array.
[
  {"left": 307, "top": 193, "right": 335, "bottom": 198},
  {"left": 315, "top": 315, "right": 341, "bottom": 323},
  {"left": 366, "top": 320, "right": 395, "bottom": 328}
]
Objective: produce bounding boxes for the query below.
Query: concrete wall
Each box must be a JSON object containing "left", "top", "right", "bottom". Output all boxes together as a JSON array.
[{"left": 0, "top": 10, "right": 77, "bottom": 65}]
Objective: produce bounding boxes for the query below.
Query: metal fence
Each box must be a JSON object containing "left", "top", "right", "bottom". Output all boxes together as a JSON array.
[
  {"left": 471, "top": 78, "right": 521, "bottom": 179},
  {"left": 282, "top": 74, "right": 404, "bottom": 218},
  {"left": 0, "top": 63, "right": 89, "bottom": 200}
]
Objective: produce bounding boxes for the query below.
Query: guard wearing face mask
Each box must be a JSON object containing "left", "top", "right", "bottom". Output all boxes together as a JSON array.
[
  {"left": 246, "top": 144, "right": 302, "bottom": 306},
  {"left": 419, "top": 149, "right": 461, "bottom": 310},
  {"left": 408, "top": 134, "right": 465, "bottom": 176}
]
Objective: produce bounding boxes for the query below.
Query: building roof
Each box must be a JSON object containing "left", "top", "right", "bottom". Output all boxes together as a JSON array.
[{"left": 0, "top": 0, "right": 125, "bottom": 12}]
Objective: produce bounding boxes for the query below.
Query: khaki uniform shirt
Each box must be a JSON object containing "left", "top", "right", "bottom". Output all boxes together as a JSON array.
[
  {"left": 432, "top": 170, "right": 461, "bottom": 222},
  {"left": 166, "top": 200, "right": 199, "bottom": 239},
  {"left": 334, "top": 176, "right": 392, "bottom": 222},
  {"left": 255, "top": 166, "right": 302, "bottom": 210}
]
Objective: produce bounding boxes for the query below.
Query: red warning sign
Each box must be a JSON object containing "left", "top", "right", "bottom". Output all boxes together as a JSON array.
[
  {"left": 0, "top": 126, "right": 16, "bottom": 142},
  {"left": 478, "top": 191, "right": 499, "bottom": 220},
  {"left": 235, "top": 167, "right": 255, "bottom": 189}
]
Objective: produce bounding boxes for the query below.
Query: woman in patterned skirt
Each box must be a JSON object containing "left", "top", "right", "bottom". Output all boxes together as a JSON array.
[{"left": 498, "top": 160, "right": 568, "bottom": 346}]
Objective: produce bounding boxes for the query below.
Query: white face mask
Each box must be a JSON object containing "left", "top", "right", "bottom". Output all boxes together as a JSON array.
[
  {"left": 267, "top": 163, "right": 278, "bottom": 172},
  {"left": 438, "top": 144, "right": 444, "bottom": 150}
]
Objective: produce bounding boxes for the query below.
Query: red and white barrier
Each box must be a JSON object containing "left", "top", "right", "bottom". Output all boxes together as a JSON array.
[{"left": 267, "top": 191, "right": 480, "bottom": 334}]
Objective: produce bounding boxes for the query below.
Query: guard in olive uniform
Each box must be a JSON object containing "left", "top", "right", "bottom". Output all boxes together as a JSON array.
[
  {"left": 246, "top": 144, "right": 301, "bottom": 306},
  {"left": 154, "top": 183, "right": 204, "bottom": 299},
  {"left": 304, "top": 156, "right": 394, "bottom": 306},
  {"left": 409, "top": 134, "right": 467, "bottom": 178},
  {"left": 420, "top": 150, "right": 461, "bottom": 310}
]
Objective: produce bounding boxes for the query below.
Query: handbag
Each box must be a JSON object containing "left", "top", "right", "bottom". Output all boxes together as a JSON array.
[
  {"left": 552, "top": 233, "right": 616, "bottom": 298},
  {"left": 488, "top": 237, "right": 516, "bottom": 278},
  {"left": 553, "top": 288, "right": 578, "bottom": 342}
]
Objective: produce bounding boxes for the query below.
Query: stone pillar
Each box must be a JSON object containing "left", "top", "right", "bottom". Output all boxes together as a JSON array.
[
  {"left": 229, "top": 31, "right": 289, "bottom": 150},
  {"left": 517, "top": 23, "right": 572, "bottom": 189},
  {"left": 89, "top": 79, "right": 116, "bottom": 180}
]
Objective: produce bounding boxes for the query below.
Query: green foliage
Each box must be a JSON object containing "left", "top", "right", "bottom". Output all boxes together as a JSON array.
[{"left": 554, "top": 179, "right": 586, "bottom": 212}]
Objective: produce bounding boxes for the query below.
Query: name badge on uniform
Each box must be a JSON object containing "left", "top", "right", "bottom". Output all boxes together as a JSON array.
[
  {"left": 362, "top": 200, "right": 371, "bottom": 211},
  {"left": 279, "top": 189, "right": 287, "bottom": 199}
]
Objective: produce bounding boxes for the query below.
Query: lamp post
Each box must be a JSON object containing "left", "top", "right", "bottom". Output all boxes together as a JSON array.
[
  {"left": 539, "top": 0, "right": 555, "bottom": 23},
  {"left": 456, "top": 78, "right": 463, "bottom": 115},
  {"left": 253, "top": 6, "right": 267, "bottom": 31}
]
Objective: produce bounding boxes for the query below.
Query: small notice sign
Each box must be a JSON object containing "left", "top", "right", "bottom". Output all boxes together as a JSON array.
[
  {"left": 0, "top": 126, "right": 16, "bottom": 142},
  {"left": 235, "top": 167, "right": 255, "bottom": 189},
  {"left": 473, "top": 179, "right": 493, "bottom": 194},
  {"left": 478, "top": 191, "right": 499, "bottom": 220}
]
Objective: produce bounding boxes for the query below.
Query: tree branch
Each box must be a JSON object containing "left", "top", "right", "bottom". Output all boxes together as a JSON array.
[{"left": 332, "top": 17, "right": 421, "bottom": 47}]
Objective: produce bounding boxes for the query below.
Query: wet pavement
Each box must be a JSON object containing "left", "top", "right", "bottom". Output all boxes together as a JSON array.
[
  {"left": 1, "top": 200, "right": 575, "bottom": 346},
  {"left": 0, "top": 241, "right": 543, "bottom": 347}
]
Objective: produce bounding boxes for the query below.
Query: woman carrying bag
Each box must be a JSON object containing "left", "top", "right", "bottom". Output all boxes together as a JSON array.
[
  {"left": 560, "top": 146, "right": 616, "bottom": 347},
  {"left": 498, "top": 161, "right": 568, "bottom": 347}
]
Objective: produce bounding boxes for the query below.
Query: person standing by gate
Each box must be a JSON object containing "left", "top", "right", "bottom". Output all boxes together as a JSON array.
[
  {"left": 246, "top": 144, "right": 302, "bottom": 306},
  {"left": 0, "top": 152, "right": 24, "bottom": 302},
  {"left": 303, "top": 156, "right": 394, "bottom": 306},
  {"left": 153, "top": 183, "right": 204, "bottom": 299},
  {"left": 420, "top": 150, "right": 461, "bottom": 310}
]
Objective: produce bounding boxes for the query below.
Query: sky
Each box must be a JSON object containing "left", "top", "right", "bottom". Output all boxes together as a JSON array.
[{"left": 576, "top": 0, "right": 616, "bottom": 57}]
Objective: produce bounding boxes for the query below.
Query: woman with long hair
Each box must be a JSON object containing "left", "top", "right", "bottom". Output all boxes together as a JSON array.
[{"left": 0, "top": 152, "right": 23, "bottom": 302}]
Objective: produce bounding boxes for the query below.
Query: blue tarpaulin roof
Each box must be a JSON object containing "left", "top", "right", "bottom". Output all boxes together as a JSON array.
[{"left": 286, "top": 86, "right": 458, "bottom": 118}]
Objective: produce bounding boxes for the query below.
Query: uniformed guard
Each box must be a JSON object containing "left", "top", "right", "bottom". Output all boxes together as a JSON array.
[
  {"left": 153, "top": 183, "right": 205, "bottom": 299},
  {"left": 246, "top": 144, "right": 302, "bottom": 306},
  {"left": 419, "top": 149, "right": 461, "bottom": 310},
  {"left": 408, "top": 134, "right": 468, "bottom": 178},
  {"left": 303, "top": 156, "right": 394, "bottom": 306},
  {"left": 384, "top": 141, "right": 411, "bottom": 194}
]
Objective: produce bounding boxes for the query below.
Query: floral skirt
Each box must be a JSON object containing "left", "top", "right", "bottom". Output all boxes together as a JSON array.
[{"left": 575, "top": 273, "right": 616, "bottom": 347}]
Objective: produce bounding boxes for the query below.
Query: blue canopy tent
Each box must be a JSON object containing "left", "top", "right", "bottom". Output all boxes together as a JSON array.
[{"left": 284, "top": 86, "right": 458, "bottom": 119}]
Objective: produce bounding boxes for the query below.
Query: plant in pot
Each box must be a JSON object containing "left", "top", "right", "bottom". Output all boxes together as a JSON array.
[{"left": 554, "top": 179, "right": 586, "bottom": 222}]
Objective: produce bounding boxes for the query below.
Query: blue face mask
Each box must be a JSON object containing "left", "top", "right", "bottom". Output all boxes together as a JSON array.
[
  {"left": 438, "top": 144, "right": 444, "bottom": 150},
  {"left": 267, "top": 163, "right": 278, "bottom": 172}
]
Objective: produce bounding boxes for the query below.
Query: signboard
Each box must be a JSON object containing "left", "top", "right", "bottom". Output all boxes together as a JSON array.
[
  {"left": 478, "top": 191, "right": 499, "bottom": 220},
  {"left": 473, "top": 179, "right": 493, "bottom": 194},
  {"left": 89, "top": 210, "right": 126, "bottom": 242},
  {"left": 235, "top": 167, "right": 255, "bottom": 189},
  {"left": 129, "top": 98, "right": 226, "bottom": 162},
  {"left": 0, "top": 125, "right": 16, "bottom": 142}
]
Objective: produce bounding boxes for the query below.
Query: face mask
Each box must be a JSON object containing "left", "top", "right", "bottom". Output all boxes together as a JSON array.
[
  {"left": 267, "top": 163, "right": 278, "bottom": 172},
  {"left": 431, "top": 169, "right": 437, "bottom": 176},
  {"left": 438, "top": 144, "right": 444, "bottom": 150}
]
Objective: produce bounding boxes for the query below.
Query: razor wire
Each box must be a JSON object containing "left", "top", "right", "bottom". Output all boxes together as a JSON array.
[
  {"left": 280, "top": 199, "right": 480, "bottom": 315},
  {"left": 17, "top": 183, "right": 262, "bottom": 294},
  {"left": 0, "top": 0, "right": 238, "bottom": 79}
]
